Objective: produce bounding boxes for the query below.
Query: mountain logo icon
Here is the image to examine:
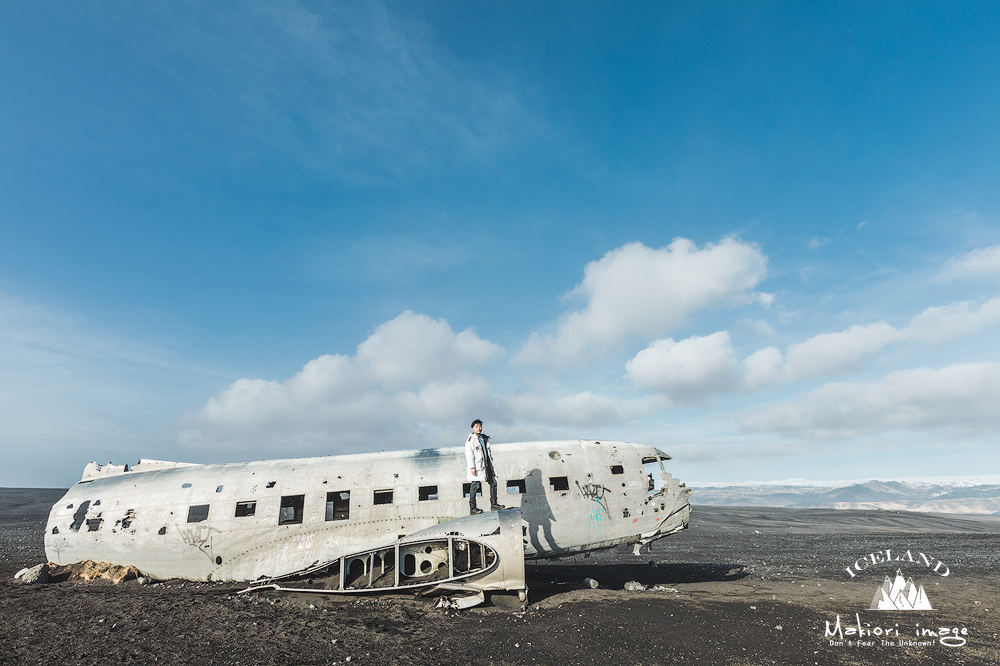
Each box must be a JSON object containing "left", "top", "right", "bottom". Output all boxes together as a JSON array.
[{"left": 868, "top": 569, "right": 934, "bottom": 610}]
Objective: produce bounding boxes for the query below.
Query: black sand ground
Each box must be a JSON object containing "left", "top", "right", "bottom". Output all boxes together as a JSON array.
[{"left": 2, "top": 489, "right": 998, "bottom": 665}]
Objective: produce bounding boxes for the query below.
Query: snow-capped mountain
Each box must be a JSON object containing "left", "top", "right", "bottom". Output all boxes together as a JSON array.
[{"left": 690, "top": 477, "right": 1000, "bottom": 514}]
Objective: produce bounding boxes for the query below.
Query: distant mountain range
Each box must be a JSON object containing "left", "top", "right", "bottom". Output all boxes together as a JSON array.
[{"left": 690, "top": 479, "right": 1000, "bottom": 514}]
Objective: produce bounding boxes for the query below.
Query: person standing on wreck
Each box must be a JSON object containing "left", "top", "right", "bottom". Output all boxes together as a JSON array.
[{"left": 465, "top": 419, "right": 505, "bottom": 515}]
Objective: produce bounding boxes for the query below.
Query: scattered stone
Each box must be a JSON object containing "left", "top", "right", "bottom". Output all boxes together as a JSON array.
[
  {"left": 651, "top": 585, "right": 678, "bottom": 593},
  {"left": 582, "top": 577, "right": 599, "bottom": 589},
  {"left": 13, "top": 563, "right": 50, "bottom": 584},
  {"left": 623, "top": 581, "right": 647, "bottom": 592}
]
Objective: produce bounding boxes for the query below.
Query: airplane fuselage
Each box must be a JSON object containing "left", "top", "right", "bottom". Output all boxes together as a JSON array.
[{"left": 44, "top": 440, "right": 692, "bottom": 582}]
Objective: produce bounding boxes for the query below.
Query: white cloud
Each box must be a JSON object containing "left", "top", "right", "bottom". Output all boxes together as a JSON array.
[
  {"left": 742, "top": 346, "right": 785, "bottom": 389},
  {"left": 624, "top": 332, "right": 740, "bottom": 401},
  {"left": 734, "top": 318, "right": 776, "bottom": 339},
  {"left": 783, "top": 321, "right": 900, "bottom": 380},
  {"left": 941, "top": 245, "right": 1000, "bottom": 280},
  {"left": 904, "top": 298, "right": 1000, "bottom": 343},
  {"left": 180, "top": 311, "right": 501, "bottom": 452},
  {"left": 808, "top": 237, "right": 828, "bottom": 249},
  {"left": 780, "top": 299, "right": 1000, "bottom": 380},
  {"left": 354, "top": 311, "right": 501, "bottom": 389},
  {"left": 515, "top": 238, "right": 768, "bottom": 367},
  {"left": 629, "top": 297, "right": 1000, "bottom": 399},
  {"left": 501, "top": 391, "right": 663, "bottom": 428},
  {"left": 740, "top": 362, "right": 1000, "bottom": 438}
]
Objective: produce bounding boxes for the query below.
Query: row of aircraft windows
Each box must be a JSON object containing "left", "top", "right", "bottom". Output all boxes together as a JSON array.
[{"left": 185, "top": 475, "right": 577, "bottom": 525}]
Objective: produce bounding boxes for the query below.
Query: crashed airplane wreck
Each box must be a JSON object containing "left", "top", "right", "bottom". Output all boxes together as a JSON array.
[{"left": 45, "top": 440, "right": 691, "bottom": 605}]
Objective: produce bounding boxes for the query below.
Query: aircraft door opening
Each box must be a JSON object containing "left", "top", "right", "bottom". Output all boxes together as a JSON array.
[{"left": 642, "top": 456, "right": 666, "bottom": 498}]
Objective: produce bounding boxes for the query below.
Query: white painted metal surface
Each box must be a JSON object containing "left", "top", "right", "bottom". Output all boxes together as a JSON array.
[{"left": 44, "top": 440, "right": 692, "bottom": 592}]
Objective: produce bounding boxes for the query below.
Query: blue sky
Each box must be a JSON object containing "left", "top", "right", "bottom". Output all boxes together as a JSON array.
[{"left": 2, "top": 1, "right": 999, "bottom": 488}]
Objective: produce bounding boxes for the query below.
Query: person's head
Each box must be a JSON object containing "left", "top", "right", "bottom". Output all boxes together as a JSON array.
[{"left": 471, "top": 419, "right": 483, "bottom": 434}]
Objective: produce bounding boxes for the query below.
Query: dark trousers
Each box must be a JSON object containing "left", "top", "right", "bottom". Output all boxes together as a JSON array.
[{"left": 469, "top": 478, "right": 499, "bottom": 510}]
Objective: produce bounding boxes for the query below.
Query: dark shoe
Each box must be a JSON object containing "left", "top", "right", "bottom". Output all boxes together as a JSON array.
[
  {"left": 470, "top": 508, "right": 483, "bottom": 515},
  {"left": 491, "top": 504, "right": 507, "bottom": 511}
]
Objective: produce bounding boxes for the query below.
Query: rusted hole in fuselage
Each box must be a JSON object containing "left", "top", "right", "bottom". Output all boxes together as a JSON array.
[
  {"left": 158, "top": 526, "right": 167, "bottom": 535},
  {"left": 86, "top": 517, "right": 103, "bottom": 532}
]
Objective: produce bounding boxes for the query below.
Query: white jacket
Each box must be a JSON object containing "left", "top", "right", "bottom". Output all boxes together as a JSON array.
[{"left": 465, "top": 432, "right": 494, "bottom": 482}]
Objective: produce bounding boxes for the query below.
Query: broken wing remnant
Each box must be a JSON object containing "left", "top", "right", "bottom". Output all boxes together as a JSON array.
[
  {"left": 44, "top": 440, "right": 692, "bottom": 602},
  {"left": 244, "top": 509, "right": 524, "bottom": 601}
]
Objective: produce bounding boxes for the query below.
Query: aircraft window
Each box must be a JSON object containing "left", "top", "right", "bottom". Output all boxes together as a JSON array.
[
  {"left": 418, "top": 485, "right": 438, "bottom": 501},
  {"left": 549, "top": 476, "right": 569, "bottom": 492},
  {"left": 326, "top": 491, "right": 350, "bottom": 520},
  {"left": 187, "top": 504, "right": 210, "bottom": 523},
  {"left": 234, "top": 501, "right": 256, "bottom": 518},
  {"left": 506, "top": 479, "right": 526, "bottom": 495},
  {"left": 278, "top": 495, "right": 304, "bottom": 525},
  {"left": 462, "top": 483, "right": 482, "bottom": 499},
  {"left": 610, "top": 465, "right": 625, "bottom": 475},
  {"left": 373, "top": 489, "right": 393, "bottom": 506}
]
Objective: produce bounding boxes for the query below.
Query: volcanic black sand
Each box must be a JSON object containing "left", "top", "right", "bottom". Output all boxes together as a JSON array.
[{"left": 2, "top": 489, "right": 998, "bottom": 665}]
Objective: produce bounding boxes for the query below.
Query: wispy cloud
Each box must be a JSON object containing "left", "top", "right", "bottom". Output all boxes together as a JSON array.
[
  {"left": 940, "top": 245, "right": 1000, "bottom": 281},
  {"left": 112, "top": 0, "right": 540, "bottom": 182},
  {"left": 0, "top": 293, "right": 217, "bottom": 486},
  {"left": 740, "top": 362, "right": 1000, "bottom": 439}
]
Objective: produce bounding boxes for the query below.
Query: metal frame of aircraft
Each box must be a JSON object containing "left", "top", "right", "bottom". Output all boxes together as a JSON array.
[{"left": 44, "top": 439, "right": 692, "bottom": 604}]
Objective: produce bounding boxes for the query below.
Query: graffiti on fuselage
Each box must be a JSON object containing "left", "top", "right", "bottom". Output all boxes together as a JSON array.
[
  {"left": 179, "top": 525, "right": 220, "bottom": 561},
  {"left": 576, "top": 481, "right": 610, "bottom": 522}
]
